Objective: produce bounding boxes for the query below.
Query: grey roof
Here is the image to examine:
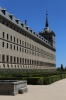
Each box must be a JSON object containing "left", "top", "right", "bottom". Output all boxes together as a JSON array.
[{"left": 0, "top": 6, "right": 52, "bottom": 46}]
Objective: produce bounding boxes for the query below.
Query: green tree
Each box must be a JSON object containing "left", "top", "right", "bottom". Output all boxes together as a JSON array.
[{"left": 61, "top": 64, "right": 63, "bottom": 70}]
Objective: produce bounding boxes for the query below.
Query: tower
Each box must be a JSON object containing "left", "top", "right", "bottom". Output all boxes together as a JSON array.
[{"left": 39, "top": 11, "right": 55, "bottom": 48}]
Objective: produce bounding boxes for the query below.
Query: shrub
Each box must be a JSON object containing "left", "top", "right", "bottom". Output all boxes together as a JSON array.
[
  {"left": 38, "top": 77, "right": 44, "bottom": 85},
  {"left": 26, "top": 77, "right": 40, "bottom": 85}
]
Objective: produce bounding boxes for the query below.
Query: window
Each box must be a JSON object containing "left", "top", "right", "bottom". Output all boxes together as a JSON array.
[
  {"left": 25, "top": 42, "right": 26, "bottom": 46},
  {"left": 10, "top": 56, "right": 12, "bottom": 63},
  {"left": 22, "top": 41, "right": 24, "bottom": 46},
  {"left": 2, "top": 55, "right": 5, "bottom": 62},
  {"left": 20, "top": 58, "right": 21, "bottom": 63},
  {"left": 14, "top": 37, "right": 15, "bottom": 42},
  {"left": 2, "top": 42, "right": 4, "bottom": 47},
  {"left": 17, "top": 57, "right": 19, "bottom": 63},
  {"left": 14, "top": 57, "right": 16, "bottom": 63},
  {"left": 17, "top": 38, "right": 18, "bottom": 43},
  {"left": 20, "top": 40, "right": 21, "bottom": 45},
  {"left": 3, "top": 32, "right": 4, "bottom": 38},
  {"left": 10, "top": 44, "right": 12, "bottom": 49},
  {"left": 6, "top": 55, "right": 9, "bottom": 62},
  {"left": 25, "top": 59, "right": 26, "bottom": 64},
  {"left": 30, "top": 59, "right": 31, "bottom": 64},
  {"left": 25, "top": 49, "right": 26, "bottom": 53},
  {"left": 17, "top": 46, "right": 18, "bottom": 51},
  {"left": 22, "top": 58, "right": 24, "bottom": 64},
  {"left": 7, "top": 43, "right": 8, "bottom": 48},
  {"left": 20, "top": 47, "right": 21, "bottom": 52},
  {"left": 11, "top": 35, "right": 12, "bottom": 41},
  {"left": 22, "top": 48, "right": 24, "bottom": 52},
  {"left": 7, "top": 34, "right": 8, "bottom": 40},
  {"left": 14, "top": 45, "right": 15, "bottom": 50},
  {"left": 1, "top": 10, "right": 6, "bottom": 15}
]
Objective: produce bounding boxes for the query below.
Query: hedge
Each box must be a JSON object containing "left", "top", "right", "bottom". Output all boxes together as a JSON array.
[
  {"left": 0, "top": 74, "right": 66, "bottom": 85},
  {"left": 43, "top": 74, "right": 66, "bottom": 85}
]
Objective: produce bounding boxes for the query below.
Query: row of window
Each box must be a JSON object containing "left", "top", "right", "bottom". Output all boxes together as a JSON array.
[
  {"left": 2, "top": 32, "right": 43, "bottom": 51},
  {"left": 1, "top": 18, "right": 52, "bottom": 48},
  {"left": 1, "top": 54, "right": 55, "bottom": 67},
  {"left": 2, "top": 42, "right": 55, "bottom": 59},
  {"left": 2, "top": 32, "right": 54, "bottom": 56}
]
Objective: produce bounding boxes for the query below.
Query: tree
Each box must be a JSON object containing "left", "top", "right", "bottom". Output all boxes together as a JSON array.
[{"left": 61, "top": 64, "right": 63, "bottom": 70}]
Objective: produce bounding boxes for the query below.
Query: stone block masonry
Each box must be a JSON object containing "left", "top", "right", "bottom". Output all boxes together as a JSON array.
[{"left": 0, "top": 80, "right": 28, "bottom": 95}]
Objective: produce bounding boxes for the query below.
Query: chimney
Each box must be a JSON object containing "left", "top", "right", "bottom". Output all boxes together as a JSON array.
[{"left": 25, "top": 20, "right": 27, "bottom": 25}]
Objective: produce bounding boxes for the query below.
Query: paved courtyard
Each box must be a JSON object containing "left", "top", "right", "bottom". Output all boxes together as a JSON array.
[{"left": 0, "top": 79, "right": 66, "bottom": 100}]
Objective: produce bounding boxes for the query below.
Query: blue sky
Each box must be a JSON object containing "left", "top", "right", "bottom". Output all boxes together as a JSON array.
[{"left": 0, "top": 0, "right": 66, "bottom": 68}]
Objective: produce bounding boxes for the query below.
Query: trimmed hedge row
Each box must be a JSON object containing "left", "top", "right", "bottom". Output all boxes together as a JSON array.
[
  {"left": 0, "top": 74, "right": 66, "bottom": 85},
  {"left": 43, "top": 74, "right": 66, "bottom": 85}
]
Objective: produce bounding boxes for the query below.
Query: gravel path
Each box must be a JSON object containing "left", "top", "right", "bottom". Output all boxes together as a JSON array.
[{"left": 0, "top": 79, "right": 66, "bottom": 100}]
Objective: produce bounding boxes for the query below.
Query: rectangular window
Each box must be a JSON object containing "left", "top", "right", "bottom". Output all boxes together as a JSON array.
[
  {"left": 25, "top": 49, "right": 26, "bottom": 53},
  {"left": 2, "top": 42, "right": 4, "bottom": 47},
  {"left": 22, "top": 41, "right": 24, "bottom": 46},
  {"left": 6, "top": 55, "right": 9, "bottom": 62},
  {"left": 10, "top": 44, "right": 12, "bottom": 49},
  {"left": 11, "top": 35, "right": 12, "bottom": 41},
  {"left": 22, "top": 58, "right": 24, "bottom": 64},
  {"left": 22, "top": 48, "right": 24, "bottom": 52},
  {"left": 10, "top": 56, "right": 12, "bottom": 63},
  {"left": 25, "top": 42, "right": 26, "bottom": 46},
  {"left": 2, "top": 55, "right": 5, "bottom": 62},
  {"left": 3, "top": 32, "right": 4, "bottom": 38},
  {"left": 14, "top": 57, "right": 16, "bottom": 63},
  {"left": 17, "top": 57, "right": 19, "bottom": 63},
  {"left": 17, "top": 38, "right": 18, "bottom": 43},
  {"left": 7, "top": 43, "right": 8, "bottom": 48},
  {"left": 20, "top": 47, "right": 21, "bottom": 52},
  {"left": 14, "top": 45, "right": 15, "bottom": 50},
  {"left": 14, "top": 37, "right": 15, "bottom": 42},
  {"left": 25, "top": 59, "right": 26, "bottom": 64},
  {"left": 20, "top": 40, "right": 21, "bottom": 45},
  {"left": 7, "top": 34, "right": 8, "bottom": 40},
  {"left": 17, "top": 46, "right": 18, "bottom": 51},
  {"left": 20, "top": 58, "right": 21, "bottom": 63}
]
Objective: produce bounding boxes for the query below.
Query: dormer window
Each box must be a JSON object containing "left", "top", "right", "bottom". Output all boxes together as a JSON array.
[
  {"left": 33, "top": 32, "right": 35, "bottom": 35},
  {"left": 1, "top": 9, "right": 6, "bottom": 15},
  {"left": 15, "top": 19, "right": 19, "bottom": 24},
  {"left": 30, "top": 29, "right": 32, "bottom": 33},
  {"left": 26, "top": 26, "right": 29, "bottom": 30},
  {"left": 9, "top": 14, "right": 13, "bottom": 20},
  {"left": 21, "top": 23, "right": 24, "bottom": 27}
]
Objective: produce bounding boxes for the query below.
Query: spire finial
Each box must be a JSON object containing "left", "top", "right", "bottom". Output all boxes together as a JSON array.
[{"left": 45, "top": 10, "right": 49, "bottom": 27}]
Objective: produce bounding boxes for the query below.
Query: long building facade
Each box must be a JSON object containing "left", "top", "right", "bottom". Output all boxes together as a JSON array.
[{"left": 0, "top": 7, "right": 56, "bottom": 70}]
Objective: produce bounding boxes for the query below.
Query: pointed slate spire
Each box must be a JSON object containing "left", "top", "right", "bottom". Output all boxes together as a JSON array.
[{"left": 45, "top": 10, "right": 49, "bottom": 27}]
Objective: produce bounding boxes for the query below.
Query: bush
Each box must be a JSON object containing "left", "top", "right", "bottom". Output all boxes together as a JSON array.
[
  {"left": 26, "top": 77, "right": 40, "bottom": 85},
  {"left": 38, "top": 77, "right": 44, "bottom": 85}
]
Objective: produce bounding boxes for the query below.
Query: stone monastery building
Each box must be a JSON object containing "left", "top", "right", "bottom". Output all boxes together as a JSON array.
[{"left": 0, "top": 7, "right": 56, "bottom": 70}]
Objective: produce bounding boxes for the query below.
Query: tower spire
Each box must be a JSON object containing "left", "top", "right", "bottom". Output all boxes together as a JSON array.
[{"left": 45, "top": 10, "right": 49, "bottom": 27}]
